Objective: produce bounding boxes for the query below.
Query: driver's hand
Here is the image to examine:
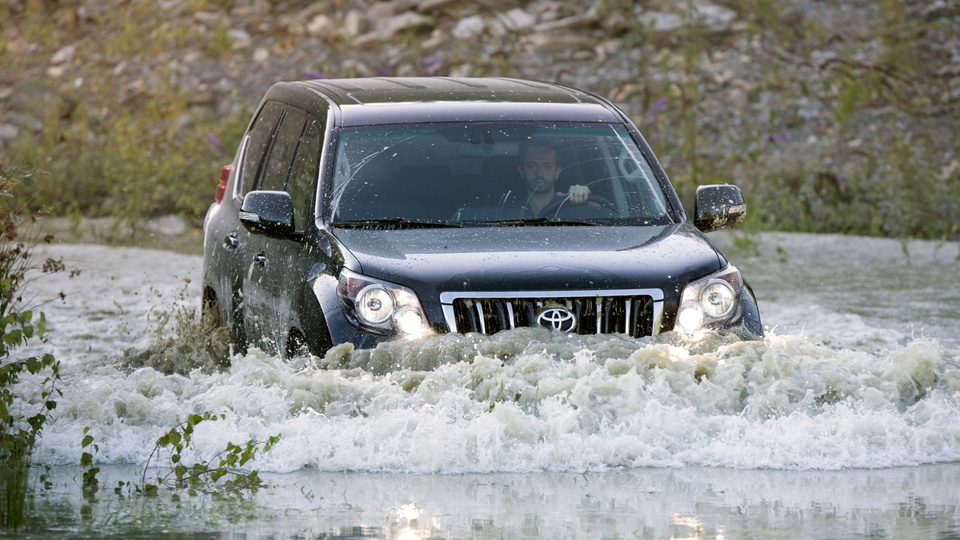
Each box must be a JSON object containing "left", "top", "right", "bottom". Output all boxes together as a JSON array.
[{"left": 564, "top": 184, "right": 590, "bottom": 204}]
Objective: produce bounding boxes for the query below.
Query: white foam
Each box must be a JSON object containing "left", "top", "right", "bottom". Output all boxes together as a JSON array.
[
  {"left": 14, "top": 236, "right": 960, "bottom": 472},
  {"left": 24, "top": 331, "right": 960, "bottom": 472}
]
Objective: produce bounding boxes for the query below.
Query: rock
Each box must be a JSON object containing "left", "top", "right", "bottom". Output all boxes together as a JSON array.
[
  {"left": 50, "top": 44, "right": 76, "bottom": 65},
  {"left": 342, "top": 10, "right": 368, "bottom": 39},
  {"left": 193, "top": 10, "right": 225, "bottom": 25},
  {"left": 252, "top": 47, "right": 270, "bottom": 62},
  {"left": 378, "top": 10, "right": 433, "bottom": 34},
  {"left": 694, "top": 2, "right": 736, "bottom": 27},
  {"left": 306, "top": 14, "right": 336, "bottom": 37},
  {"left": 451, "top": 15, "right": 487, "bottom": 40},
  {"left": 367, "top": 2, "right": 398, "bottom": 24},
  {"left": 637, "top": 2, "right": 738, "bottom": 41},
  {"left": 417, "top": 0, "right": 471, "bottom": 13},
  {"left": 918, "top": 0, "right": 959, "bottom": 19},
  {"left": 77, "top": 0, "right": 109, "bottom": 21},
  {"left": 532, "top": 5, "right": 599, "bottom": 32},
  {"left": 499, "top": 8, "right": 536, "bottom": 32},
  {"left": 229, "top": 28, "right": 252, "bottom": 49},
  {"left": 353, "top": 11, "right": 433, "bottom": 46},
  {"left": 6, "top": 81, "right": 74, "bottom": 131},
  {"left": 0, "top": 123, "right": 19, "bottom": 142},
  {"left": 639, "top": 11, "right": 683, "bottom": 34}
]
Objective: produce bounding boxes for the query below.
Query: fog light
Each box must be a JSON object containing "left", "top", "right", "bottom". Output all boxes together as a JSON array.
[
  {"left": 394, "top": 307, "right": 427, "bottom": 335},
  {"left": 356, "top": 285, "right": 394, "bottom": 324},
  {"left": 677, "top": 303, "right": 705, "bottom": 332}
]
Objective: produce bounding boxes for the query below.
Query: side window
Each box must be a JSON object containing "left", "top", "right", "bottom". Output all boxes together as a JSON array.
[
  {"left": 257, "top": 108, "right": 306, "bottom": 192},
  {"left": 239, "top": 102, "right": 283, "bottom": 198},
  {"left": 287, "top": 117, "right": 322, "bottom": 230}
]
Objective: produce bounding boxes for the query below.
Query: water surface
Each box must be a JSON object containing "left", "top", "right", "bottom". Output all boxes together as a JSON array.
[{"left": 12, "top": 231, "right": 960, "bottom": 538}]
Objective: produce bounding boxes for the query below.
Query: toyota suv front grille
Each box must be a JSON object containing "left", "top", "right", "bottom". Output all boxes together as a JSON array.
[{"left": 440, "top": 290, "right": 664, "bottom": 338}]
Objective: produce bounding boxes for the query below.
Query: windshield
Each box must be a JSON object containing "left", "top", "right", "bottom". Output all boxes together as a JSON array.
[{"left": 328, "top": 122, "right": 674, "bottom": 227}]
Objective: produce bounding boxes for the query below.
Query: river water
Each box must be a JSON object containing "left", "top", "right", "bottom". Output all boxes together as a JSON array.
[{"left": 10, "top": 231, "right": 960, "bottom": 538}]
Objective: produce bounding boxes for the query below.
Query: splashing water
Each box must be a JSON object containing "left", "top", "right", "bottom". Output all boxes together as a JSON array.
[
  {"left": 11, "top": 234, "right": 959, "bottom": 537},
  {"left": 18, "top": 238, "right": 960, "bottom": 474},
  {"left": 28, "top": 328, "right": 958, "bottom": 474}
]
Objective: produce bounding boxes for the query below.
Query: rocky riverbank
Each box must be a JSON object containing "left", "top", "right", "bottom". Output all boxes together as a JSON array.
[{"left": 1, "top": 0, "right": 958, "bottom": 237}]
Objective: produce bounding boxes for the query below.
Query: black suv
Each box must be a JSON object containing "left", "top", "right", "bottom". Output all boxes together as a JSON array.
[{"left": 202, "top": 77, "right": 762, "bottom": 357}]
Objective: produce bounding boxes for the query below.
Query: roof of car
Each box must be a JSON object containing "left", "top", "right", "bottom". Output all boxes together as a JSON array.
[{"left": 263, "top": 77, "right": 625, "bottom": 126}]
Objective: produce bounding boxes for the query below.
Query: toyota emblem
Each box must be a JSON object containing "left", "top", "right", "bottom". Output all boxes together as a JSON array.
[{"left": 537, "top": 307, "right": 577, "bottom": 333}]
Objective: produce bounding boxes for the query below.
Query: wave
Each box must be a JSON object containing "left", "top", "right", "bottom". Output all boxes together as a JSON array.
[{"left": 32, "top": 329, "right": 960, "bottom": 473}]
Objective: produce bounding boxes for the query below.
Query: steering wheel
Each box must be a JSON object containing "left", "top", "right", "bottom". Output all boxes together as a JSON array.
[{"left": 541, "top": 193, "right": 616, "bottom": 217}]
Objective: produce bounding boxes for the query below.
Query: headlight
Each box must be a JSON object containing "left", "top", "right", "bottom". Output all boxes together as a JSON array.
[
  {"left": 676, "top": 265, "right": 744, "bottom": 333},
  {"left": 356, "top": 284, "right": 394, "bottom": 324},
  {"left": 335, "top": 269, "right": 429, "bottom": 336},
  {"left": 699, "top": 280, "right": 736, "bottom": 317}
]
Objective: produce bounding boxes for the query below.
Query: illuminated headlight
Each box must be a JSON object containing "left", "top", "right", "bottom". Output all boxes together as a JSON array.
[
  {"left": 335, "top": 269, "right": 429, "bottom": 336},
  {"left": 677, "top": 265, "right": 744, "bottom": 333}
]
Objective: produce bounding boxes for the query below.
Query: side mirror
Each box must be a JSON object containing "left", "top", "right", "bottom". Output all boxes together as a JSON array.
[
  {"left": 239, "top": 190, "right": 297, "bottom": 238},
  {"left": 694, "top": 184, "right": 747, "bottom": 233}
]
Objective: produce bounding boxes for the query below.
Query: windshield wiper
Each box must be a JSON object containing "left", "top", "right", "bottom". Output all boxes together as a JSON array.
[
  {"left": 333, "top": 217, "right": 463, "bottom": 229},
  {"left": 480, "top": 217, "right": 597, "bottom": 227}
]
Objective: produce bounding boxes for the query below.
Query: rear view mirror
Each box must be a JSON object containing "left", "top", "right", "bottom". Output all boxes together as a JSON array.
[
  {"left": 239, "top": 190, "right": 298, "bottom": 238},
  {"left": 694, "top": 184, "right": 746, "bottom": 233}
]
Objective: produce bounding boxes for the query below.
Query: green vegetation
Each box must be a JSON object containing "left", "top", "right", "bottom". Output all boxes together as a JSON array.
[
  {"left": 2, "top": 4, "right": 249, "bottom": 237},
  {"left": 617, "top": 0, "right": 960, "bottom": 240},
  {"left": 135, "top": 413, "right": 279, "bottom": 498},
  {"left": 84, "top": 411, "right": 279, "bottom": 501},
  {"left": 0, "top": 162, "right": 62, "bottom": 529},
  {"left": 7, "top": 77, "right": 249, "bottom": 237}
]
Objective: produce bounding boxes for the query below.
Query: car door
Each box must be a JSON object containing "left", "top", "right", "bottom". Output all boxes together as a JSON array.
[
  {"left": 210, "top": 101, "right": 283, "bottom": 347},
  {"left": 242, "top": 107, "right": 323, "bottom": 353}
]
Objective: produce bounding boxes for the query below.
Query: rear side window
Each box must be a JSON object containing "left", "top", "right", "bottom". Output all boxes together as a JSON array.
[
  {"left": 257, "top": 108, "right": 306, "bottom": 192},
  {"left": 238, "top": 102, "right": 283, "bottom": 198}
]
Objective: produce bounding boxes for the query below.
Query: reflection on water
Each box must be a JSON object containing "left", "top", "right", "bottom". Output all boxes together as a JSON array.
[
  {"left": 13, "top": 233, "right": 960, "bottom": 538},
  {"left": 33, "top": 465, "right": 960, "bottom": 538}
]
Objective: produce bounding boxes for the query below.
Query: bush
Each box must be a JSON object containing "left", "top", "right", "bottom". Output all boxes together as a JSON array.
[{"left": 0, "top": 161, "right": 62, "bottom": 530}]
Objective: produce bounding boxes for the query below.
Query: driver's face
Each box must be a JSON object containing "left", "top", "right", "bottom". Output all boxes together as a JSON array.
[{"left": 519, "top": 146, "right": 561, "bottom": 195}]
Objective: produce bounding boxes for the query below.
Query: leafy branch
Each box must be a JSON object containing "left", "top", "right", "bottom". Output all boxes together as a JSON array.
[{"left": 111, "top": 412, "right": 280, "bottom": 498}]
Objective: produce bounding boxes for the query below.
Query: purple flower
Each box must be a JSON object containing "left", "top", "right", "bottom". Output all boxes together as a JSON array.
[
  {"left": 206, "top": 134, "right": 226, "bottom": 155},
  {"left": 646, "top": 97, "right": 667, "bottom": 120},
  {"left": 766, "top": 133, "right": 790, "bottom": 143},
  {"left": 305, "top": 72, "right": 330, "bottom": 80}
]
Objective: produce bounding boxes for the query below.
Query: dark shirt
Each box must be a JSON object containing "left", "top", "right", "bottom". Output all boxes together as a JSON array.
[{"left": 501, "top": 192, "right": 569, "bottom": 217}]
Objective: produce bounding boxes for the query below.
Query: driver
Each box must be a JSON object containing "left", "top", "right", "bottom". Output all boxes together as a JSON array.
[{"left": 516, "top": 141, "right": 591, "bottom": 217}]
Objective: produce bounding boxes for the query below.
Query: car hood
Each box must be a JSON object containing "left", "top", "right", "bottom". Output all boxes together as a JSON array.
[{"left": 329, "top": 223, "right": 724, "bottom": 300}]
